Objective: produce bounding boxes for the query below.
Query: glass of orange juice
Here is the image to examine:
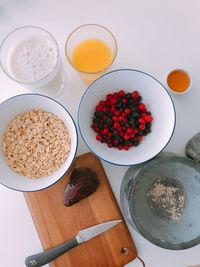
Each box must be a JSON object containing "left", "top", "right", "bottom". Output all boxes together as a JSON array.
[{"left": 65, "top": 24, "right": 117, "bottom": 85}]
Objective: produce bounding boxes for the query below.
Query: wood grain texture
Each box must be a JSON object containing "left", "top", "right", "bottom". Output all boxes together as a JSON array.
[{"left": 24, "top": 152, "right": 137, "bottom": 267}]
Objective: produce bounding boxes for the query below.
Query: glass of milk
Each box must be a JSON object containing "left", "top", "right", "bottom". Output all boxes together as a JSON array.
[{"left": 0, "top": 26, "right": 66, "bottom": 97}]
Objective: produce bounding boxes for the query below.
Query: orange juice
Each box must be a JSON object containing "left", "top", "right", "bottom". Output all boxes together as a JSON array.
[{"left": 72, "top": 38, "right": 112, "bottom": 73}]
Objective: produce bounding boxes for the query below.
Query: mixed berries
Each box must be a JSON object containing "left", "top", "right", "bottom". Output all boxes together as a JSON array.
[{"left": 91, "top": 90, "right": 153, "bottom": 150}]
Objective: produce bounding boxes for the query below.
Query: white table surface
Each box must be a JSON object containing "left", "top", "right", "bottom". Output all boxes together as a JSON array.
[{"left": 0, "top": 0, "right": 200, "bottom": 266}]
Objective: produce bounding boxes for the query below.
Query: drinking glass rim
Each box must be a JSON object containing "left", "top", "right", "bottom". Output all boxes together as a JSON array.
[
  {"left": 0, "top": 25, "right": 60, "bottom": 85},
  {"left": 65, "top": 23, "right": 118, "bottom": 75}
]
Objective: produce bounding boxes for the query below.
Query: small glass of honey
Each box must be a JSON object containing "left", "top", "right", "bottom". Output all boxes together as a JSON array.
[{"left": 167, "top": 69, "right": 192, "bottom": 94}]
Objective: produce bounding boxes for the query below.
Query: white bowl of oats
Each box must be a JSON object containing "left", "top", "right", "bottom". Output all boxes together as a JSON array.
[{"left": 0, "top": 94, "right": 78, "bottom": 192}]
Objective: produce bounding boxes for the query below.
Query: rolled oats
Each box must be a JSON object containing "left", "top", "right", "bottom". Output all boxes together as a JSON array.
[{"left": 1, "top": 109, "right": 71, "bottom": 179}]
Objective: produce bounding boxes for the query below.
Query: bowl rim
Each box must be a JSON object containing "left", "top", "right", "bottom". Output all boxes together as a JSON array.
[
  {"left": 0, "top": 93, "right": 78, "bottom": 192},
  {"left": 78, "top": 68, "right": 176, "bottom": 166}
]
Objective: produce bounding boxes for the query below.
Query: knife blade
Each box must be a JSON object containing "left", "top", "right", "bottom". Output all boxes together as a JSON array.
[{"left": 25, "top": 219, "right": 122, "bottom": 267}]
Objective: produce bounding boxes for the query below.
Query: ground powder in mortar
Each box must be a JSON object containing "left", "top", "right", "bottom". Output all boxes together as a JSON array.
[{"left": 147, "top": 178, "right": 185, "bottom": 221}]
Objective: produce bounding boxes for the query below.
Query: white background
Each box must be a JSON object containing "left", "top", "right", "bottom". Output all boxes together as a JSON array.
[{"left": 0, "top": 0, "right": 200, "bottom": 266}]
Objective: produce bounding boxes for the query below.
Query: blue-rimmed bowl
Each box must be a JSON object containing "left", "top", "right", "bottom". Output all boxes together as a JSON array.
[
  {"left": 0, "top": 94, "right": 78, "bottom": 192},
  {"left": 78, "top": 69, "right": 176, "bottom": 166}
]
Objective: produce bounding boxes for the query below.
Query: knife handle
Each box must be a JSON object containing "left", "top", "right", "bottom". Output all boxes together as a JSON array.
[{"left": 25, "top": 238, "right": 78, "bottom": 267}]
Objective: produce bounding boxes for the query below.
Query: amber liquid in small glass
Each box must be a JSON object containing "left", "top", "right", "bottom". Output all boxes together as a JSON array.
[{"left": 167, "top": 70, "right": 191, "bottom": 93}]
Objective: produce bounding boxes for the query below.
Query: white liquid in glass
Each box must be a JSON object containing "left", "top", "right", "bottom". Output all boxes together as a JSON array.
[{"left": 7, "top": 37, "right": 65, "bottom": 96}]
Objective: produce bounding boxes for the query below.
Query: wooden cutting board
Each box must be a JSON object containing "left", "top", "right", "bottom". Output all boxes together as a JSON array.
[{"left": 24, "top": 152, "right": 137, "bottom": 267}]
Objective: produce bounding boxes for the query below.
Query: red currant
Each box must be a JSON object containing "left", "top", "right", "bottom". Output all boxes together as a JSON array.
[
  {"left": 114, "top": 110, "right": 121, "bottom": 116},
  {"left": 113, "top": 122, "right": 120, "bottom": 129},
  {"left": 144, "top": 115, "right": 153, "bottom": 122},
  {"left": 114, "top": 92, "right": 119, "bottom": 98},
  {"left": 139, "top": 103, "right": 146, "bottom": 111},
  {"left": 119, "top": 116, "right": 125, "bottom": 121},
  {"left": 130, "top": 133, "right": 135, "bottom": 139},
  {"left": 110, "top": 98, "right": 117, "bottom": 105},
  {"left": 100, "top": 100, "right": 106, "bottom": 107},
  {"left": 106, "top": 94, "right": 112, "bottom": 100},
  {"left": 124, "top": 108, "right": 131, "bottom": 114},
  {"left": 139, "top": 124, "right": 146, "bottom": 130},
  {"left": 102, "top": 128, "right": 109, "bottom": 135},
  {"left": 103, "top": 107, "right": 110, "bottom": 113},
  {"left": 138, "top": 117, "right": 145, "bottom": 124},
  {"left": 96, "top": 105, "right": 102, "bottom": 111},
  {"left": 124, "top": 134, "right": 130, "bottom": 140},
  {"left": 113, "top": 139, "right": 119, "bottom": 144},
  {"left": 94, "top": 127, "right": 99, "bottom": 133},
  {"left": 118, "top": 90, "right": 125, "bottom": 96},
  {"left": 122, "top": 98, "right": 128, "bottom": 104},
  {"left": 127, "top": 128, "right": 134, "bottom": 134},
  {"left": 132, "top": 91, "right": 139, "bottom": 99},
  {"left": 96, "top": 134, "right": 103, "bottom": 141},
  {"left": 112, "top": 116, "right": 119, "bottom": 122}
]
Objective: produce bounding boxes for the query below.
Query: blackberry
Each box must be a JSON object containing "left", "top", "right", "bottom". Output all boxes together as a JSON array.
[
  {"left": 137, "top": 96, "right": 142, "bottom": 102},
  {"left": 126, "top": 93, "right": 132, "bottom": 99},
  {"left": 132, "top": 112, "right": 140, "bottom": 118},
  {"left": 94, "top": 110, "right": 104, "bottom": 118}
]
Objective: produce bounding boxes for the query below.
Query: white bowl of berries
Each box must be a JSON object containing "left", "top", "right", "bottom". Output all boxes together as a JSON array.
[{"left": 78, "top": 69, "right": 176, "bottom": 166}]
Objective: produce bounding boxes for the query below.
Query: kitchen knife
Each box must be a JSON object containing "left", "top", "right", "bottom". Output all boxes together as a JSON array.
[{"left": 25, "top": 219, "right": 122, "bottom": 267}]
